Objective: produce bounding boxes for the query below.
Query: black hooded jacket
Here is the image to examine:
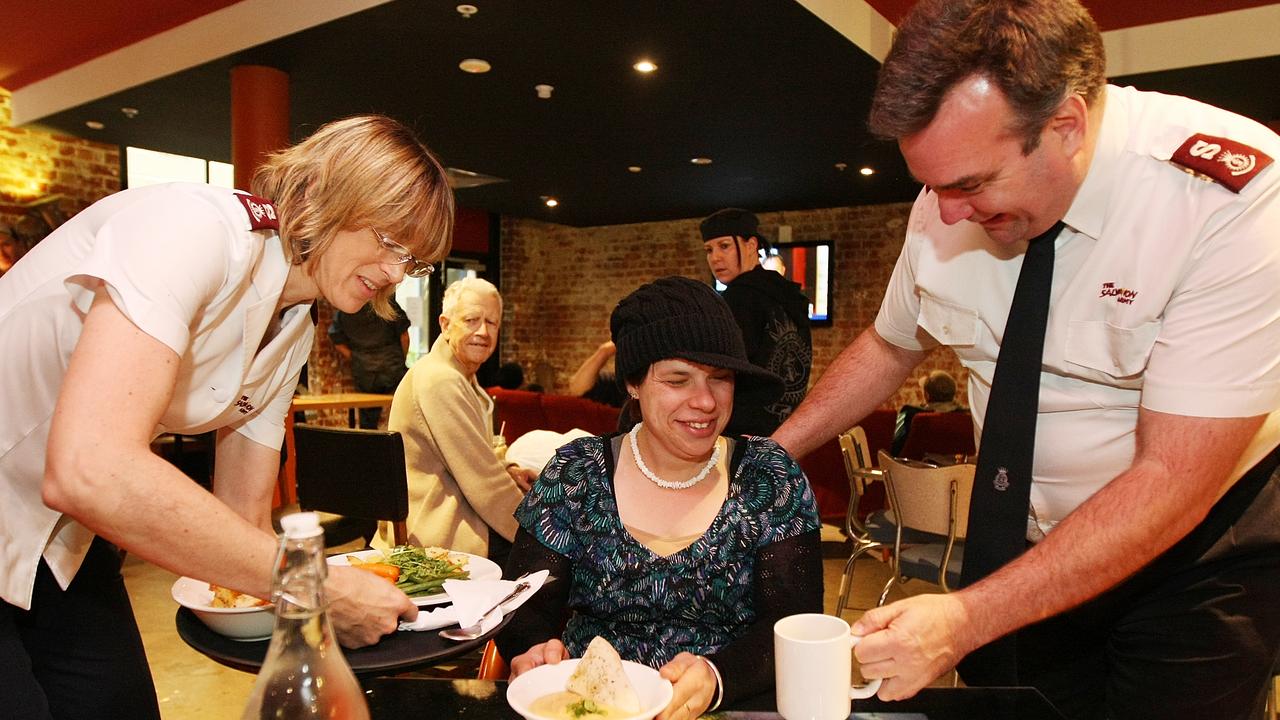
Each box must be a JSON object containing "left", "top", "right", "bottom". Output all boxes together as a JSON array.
[{"left": 720, "top": 266, "right": 812, "bottom": 435}]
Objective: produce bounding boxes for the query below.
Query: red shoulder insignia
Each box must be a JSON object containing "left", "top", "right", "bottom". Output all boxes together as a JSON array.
[
  {"left": 234, "top": 193, "right": 279, "bottom": 230},
  {"left": 1170, "top": 133, "right": 1273, "bottom": 193}
]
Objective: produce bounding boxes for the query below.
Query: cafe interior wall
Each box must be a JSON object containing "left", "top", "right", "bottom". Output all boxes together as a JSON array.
[
  {"left": 498, "top": 204, "right": 970, "bottom": 413},
  {"left": 0, "top": 89, "right": 120, "bottom": 236}
]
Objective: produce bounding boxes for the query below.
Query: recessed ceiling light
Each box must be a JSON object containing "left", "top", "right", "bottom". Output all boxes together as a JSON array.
[
  {"left": 627, "top": 166, "right": 643, "bottom": 173},
  {"left": 459, "top": 58, "right": 492, "bottom": 74},
  {"left": 633, "top": 60, "right": 657, "bottom": 73},
  {"left": 860, "top": 166, "right": 875, "bottom": 176},
  {"left": 120, "top": 107, "right": 139, "bottom": 119},
  {"left": 535, "top": 84, "right": 554, "bottom": 99},
  {"left": 834, "top": 162, "right": 848, "bottom": 172},
  {"left": 541, "top": 196, "right": 559, "bottom": 208},
  {"left": 456, "top": 4, "right": 478, "bottom": 18},
  {"left": 690, "top": 157, "right": 712, "bottom": 165},
  {"left": 85, "top": 120, "right": 105, "bottom": 130}
]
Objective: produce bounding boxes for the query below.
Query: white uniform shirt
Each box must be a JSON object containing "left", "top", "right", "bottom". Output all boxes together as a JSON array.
[
  {"left": 0, "top": 183, "right": 313, "bottom": 609},
  {"left": 875, "top": 85, "right": 1280, "bottom": 537}
]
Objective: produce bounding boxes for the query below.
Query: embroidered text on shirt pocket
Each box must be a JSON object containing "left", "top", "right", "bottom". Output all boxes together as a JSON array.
[
  {"left": 918, "top": 294, "right": 979, "bottom": 346},
  {"left": 1064, "top": 319, "right": 1159, "bottom": 379}
]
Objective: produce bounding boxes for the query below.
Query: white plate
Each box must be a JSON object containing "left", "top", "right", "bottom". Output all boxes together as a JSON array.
[
  {"left": 327, "top": 548, "right": 502, "bottom": 606},
  {"left": 506, "top": 658, "right": 674, "bottom": 720}
]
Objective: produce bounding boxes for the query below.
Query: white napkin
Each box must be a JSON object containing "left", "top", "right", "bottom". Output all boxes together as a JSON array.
[
  {"left": 506, "top": 429, "right": 592, "bottom": 472},
  {"left": 398, "top": 569, "right": 549, "bottom": 633}
]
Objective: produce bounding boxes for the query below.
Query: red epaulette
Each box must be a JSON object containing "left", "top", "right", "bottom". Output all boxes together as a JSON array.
[
  {"left": 234, "top": 193, "right": 280, "bottom": 230},
  {"left": 1170, "top": 133, "right": 1273, "bottom": 193}
]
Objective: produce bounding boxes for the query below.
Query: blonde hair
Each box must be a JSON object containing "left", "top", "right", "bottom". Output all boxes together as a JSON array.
[{"left": 251, "top": 115, "right": 455, "bottom": 318}]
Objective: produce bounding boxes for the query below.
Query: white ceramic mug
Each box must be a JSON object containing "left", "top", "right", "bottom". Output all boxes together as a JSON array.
[{"left": 774, "top": 613, "right": 883, "bottom": 720}]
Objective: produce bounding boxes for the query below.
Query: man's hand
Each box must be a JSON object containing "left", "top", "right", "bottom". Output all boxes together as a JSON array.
[
  {"left": 507, "top": 465, "right": 539, "bottom": 492},
  {"left": 325, "top": 565, "right": 417, "bottom": 648},
  {"left": 851, "top": 593, "right": 975, "bottom": 700}
]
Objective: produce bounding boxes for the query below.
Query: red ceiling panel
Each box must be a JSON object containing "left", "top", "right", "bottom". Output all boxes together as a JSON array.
[{"left": 0, "top": 0, "right": 243, "bottom": 90}]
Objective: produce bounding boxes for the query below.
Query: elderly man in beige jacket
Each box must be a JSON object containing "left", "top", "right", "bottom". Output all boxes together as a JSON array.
[{"left": 373, "top": 277, "right": 536, "bottom": 567}]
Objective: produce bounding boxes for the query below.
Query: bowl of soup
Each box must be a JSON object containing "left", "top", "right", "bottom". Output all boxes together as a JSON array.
[{"left": 506, "top": 658, "right": 673, "bottom": 720}]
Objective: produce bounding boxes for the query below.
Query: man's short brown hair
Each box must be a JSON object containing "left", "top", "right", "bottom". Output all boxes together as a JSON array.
[{"left": 869, "top": 0, "right": 1106, "bottom": 153}]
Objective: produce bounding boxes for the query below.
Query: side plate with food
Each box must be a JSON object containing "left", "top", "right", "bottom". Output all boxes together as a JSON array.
[{"left": 327, "top": 546, "right": 502, "bottom": 606}]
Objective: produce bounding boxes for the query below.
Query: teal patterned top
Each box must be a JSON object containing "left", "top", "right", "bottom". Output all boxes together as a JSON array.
[{"left": 513, "top": 433, "right": 820, "bottom": 667}]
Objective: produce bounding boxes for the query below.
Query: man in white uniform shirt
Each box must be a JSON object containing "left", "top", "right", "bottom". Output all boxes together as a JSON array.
[{"left": 774, "top": 1, "right": 1280, "bottom": 718}]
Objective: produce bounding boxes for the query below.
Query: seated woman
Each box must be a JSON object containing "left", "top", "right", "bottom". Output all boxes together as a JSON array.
[{"left": 497, "top": 276, "right": 823, "bottom": 718}]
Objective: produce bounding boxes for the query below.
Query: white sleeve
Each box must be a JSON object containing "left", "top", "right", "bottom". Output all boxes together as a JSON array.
[
  {"left": 1142, "top": 181, "right": 1280, "bottom": 418},
  {"left": 65, "top": 190, "right": 232, "bottom": 356},
  {"left": 874, "top": 194, "right": 939, "bottom": 352}
]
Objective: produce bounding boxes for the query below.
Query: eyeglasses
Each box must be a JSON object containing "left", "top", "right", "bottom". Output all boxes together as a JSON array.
[{"left": 371, "top": 228, "right": 434, "bottom": 278}]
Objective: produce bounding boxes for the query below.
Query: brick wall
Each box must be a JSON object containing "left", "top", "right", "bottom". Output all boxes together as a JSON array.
[
  {"left": 499, "top": 204, "right": 969, "bottom": 413},
  {"left": 0, "top": 89, "right": 120, "bottom": 229}
]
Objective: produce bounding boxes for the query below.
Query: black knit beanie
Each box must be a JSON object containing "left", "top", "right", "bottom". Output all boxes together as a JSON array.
[
  {"left": 699, "top": 207, "right": 771, "bottom": 250},
  {"left": 610, "top": 276, "right": 783, "bottom": 408}
]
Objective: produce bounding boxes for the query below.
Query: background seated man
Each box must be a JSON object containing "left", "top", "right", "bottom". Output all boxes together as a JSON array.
[
  {"left": 372, "top": 278, "right": 536, "bottom": 568},
  {"left": 891, "top": 370, "right": 965, "bottom": 456}
]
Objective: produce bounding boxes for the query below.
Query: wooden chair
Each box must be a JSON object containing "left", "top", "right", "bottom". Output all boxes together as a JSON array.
[
  {"left": 291, "top": 423, "right": 410, "bottom": 547},
  {"left": 833, "top": 427, "right": 883, "bottom": 616},
  {"left": 875, "top": 451, "right": 975, "bottom": 605}
]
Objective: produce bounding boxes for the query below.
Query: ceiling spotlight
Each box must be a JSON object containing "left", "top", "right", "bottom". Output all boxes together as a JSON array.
[
  {"left": 456, "top": 4, "right": 478, "bottom": 18},
  {"left": 541, "top": 196, "right": 559, "bottom": 208},
  {"left": 633, "top": 60, "right": 658, "bottom": 73},
  {"left": 627, "top": 166, "right": 643, "bottom": 173},
  {"left": 834, "top": 162, "right": 848, "bottom": 172},
  {"left": 459, "top": 58, "right": 492, "bottom": 74},
  {"left": 120, "top": 107, "right": 139, "bottom": 119},
  {"left": 535, "top": 84, "right": 554, "bottom": 99},
  {"left": 690, "top": 157, "right": 712, "bottom": 165},
  {"left": 85, "top": 120, "right": 105, "bottom": 130},
  {"left": 859, "top": 166, "right": 875, "bottom": 176}
]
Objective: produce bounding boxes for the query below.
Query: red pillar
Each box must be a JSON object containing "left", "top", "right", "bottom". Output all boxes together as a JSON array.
[{"left": 231, "top": 65, "right": 289, "bottom": 191}]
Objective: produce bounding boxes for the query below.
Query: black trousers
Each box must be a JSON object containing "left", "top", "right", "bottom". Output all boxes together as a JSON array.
[
  {"left": 0, "top": 538, "right": 161, "bottom": 720},
  {"left": 963, "top": 450, "right": 1280, "bottom": 720}
]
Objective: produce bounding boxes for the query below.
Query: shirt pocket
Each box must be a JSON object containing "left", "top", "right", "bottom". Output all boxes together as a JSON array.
[
  {"left": 918, "top": 293, "right": 979, "bottom": 346},
  {"left": 1063, "top": 319, "right": 1160, "bottom": 379}
]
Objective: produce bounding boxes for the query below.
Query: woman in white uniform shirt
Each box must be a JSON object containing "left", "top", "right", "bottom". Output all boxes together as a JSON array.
[{"left": 0, "top": 115, "right": 453, "bottom": 719}]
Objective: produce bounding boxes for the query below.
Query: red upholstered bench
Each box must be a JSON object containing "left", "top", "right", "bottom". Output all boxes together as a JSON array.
[
  {"left": 797, "top": 408, "right": 895, "bottom": 526},
  {"left": 487, "top": 388, "right": 619, "bottom": 445}
]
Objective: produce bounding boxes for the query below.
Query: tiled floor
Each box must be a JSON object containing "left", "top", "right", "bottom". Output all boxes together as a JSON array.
[{"left": 122, "top": 525, "right": 932, "bottom": 719}]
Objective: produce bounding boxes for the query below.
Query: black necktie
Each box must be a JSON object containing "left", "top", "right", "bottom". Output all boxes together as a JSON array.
[{"left": 956, "top": 220, "right": 1064, "bottom": 685}]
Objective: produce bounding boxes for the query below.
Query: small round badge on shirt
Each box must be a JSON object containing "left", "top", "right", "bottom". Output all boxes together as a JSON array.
[{"left": 993, "top": 467, "right": 1010, "bottom": 492}]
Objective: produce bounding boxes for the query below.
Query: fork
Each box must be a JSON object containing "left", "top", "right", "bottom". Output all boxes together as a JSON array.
[{"left": 438, "top": 578, "right": 532, "bottom": 641}]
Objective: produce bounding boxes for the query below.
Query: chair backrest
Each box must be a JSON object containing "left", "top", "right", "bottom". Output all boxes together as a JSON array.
[
  {"left": 840, "top": 426, "right": 873, "bottom": 472},
  {"left": 877, "top": 450, "right": 974, "bottom": 539},
  {"left": 861, "top": 408, "right": 897, "bottom": 459},
  {"left": 293, "top": 424, "right": 409, "bottom": 544},
  {"left": 897, "top": 411, "right": 976, "bottom": 462},
  {"left": 488, "top": 388, "right": 549, "bottom": 444}
]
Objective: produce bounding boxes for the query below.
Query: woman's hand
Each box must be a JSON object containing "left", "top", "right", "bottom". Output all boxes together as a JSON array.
[
  {"left": 509, "top": 639, "right": 569, "bottom": 678},
  {"left": 325, "top": 565, "right": 417, "bottom": 648},
  {"left": 657, "top": 653, "right": 715, "bottom": 720}
]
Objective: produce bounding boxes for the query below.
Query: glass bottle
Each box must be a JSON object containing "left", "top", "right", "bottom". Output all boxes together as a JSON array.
[{"left": 242, "top": 512, "right": 370, "bottom": 719}]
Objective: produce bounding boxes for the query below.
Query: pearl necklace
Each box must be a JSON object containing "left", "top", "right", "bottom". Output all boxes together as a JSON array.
[{"left": 628, "top": 422, "right": 721, "bottom": 490}]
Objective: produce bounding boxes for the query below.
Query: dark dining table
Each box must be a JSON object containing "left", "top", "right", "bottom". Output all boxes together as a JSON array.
[
  {"left": 176, "top": 607, "right": 507, "bottom": 676},
  {"left": 362, "top": 676, "right": 1067, "bottom": 719}
]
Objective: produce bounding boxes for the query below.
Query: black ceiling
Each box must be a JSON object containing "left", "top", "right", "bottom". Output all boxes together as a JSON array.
[{"left": 27, "top": 1, "right": 1280, "bottom": 227}]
